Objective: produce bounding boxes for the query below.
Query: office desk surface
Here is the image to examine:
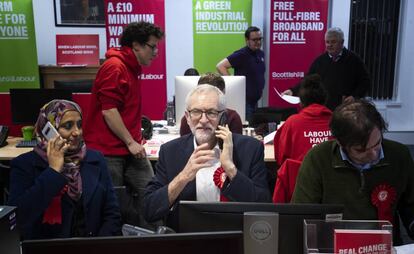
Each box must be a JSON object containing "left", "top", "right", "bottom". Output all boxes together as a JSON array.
[
  {"left": 144, "top": 134, "right": 275, "bottom": 162},
  {"left": 1, "top": 136, "right": 275, "bottom": 162},
  {"left": 0, "top": 137, "right": 32, "bottom": 160}
]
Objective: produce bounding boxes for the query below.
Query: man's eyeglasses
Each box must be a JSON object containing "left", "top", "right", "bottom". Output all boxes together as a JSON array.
[
  {"left": 187, "top": 109, "right": 224, "bottom": 120},
  {"left": 250, "top": 37, "right": 263, "bottom": 42},
  {"left": 145, "top": 43, "right": 158, "bottom": 54}
]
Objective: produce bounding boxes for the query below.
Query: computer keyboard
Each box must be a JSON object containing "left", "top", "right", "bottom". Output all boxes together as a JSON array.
[{"left": 16, "top": 140, "right": 38, "bottom": 148}]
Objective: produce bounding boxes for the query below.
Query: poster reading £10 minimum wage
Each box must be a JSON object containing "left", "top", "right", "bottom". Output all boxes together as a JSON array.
[{"left": 0, "top": 0, "right": 40, "bottom": 92}]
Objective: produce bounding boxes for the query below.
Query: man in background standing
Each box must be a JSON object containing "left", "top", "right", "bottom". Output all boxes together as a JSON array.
[
  {"left": 84, "top": 21, "right": 164, "bottom": 228},
  {"left": 283, "top": 27, "right": 370, "bottom": 110},
  {"left": 216, "top": 26, "right": 265, "bottom": 122}
]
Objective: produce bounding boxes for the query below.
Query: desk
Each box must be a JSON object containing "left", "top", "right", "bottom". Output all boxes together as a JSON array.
[
  {"left": 0, "top": 137, "right": 32, "bottom": 160},
  {"left": 144, "top": 133, "right": 275, "bottom": 162},
  {"left": 0, "top": 136, "right": 275, "bottom": 162}
]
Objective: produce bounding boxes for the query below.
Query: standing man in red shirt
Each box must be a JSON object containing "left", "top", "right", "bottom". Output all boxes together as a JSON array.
[{"left": 84, "top": 22, "right": 164, "bottom": 228}]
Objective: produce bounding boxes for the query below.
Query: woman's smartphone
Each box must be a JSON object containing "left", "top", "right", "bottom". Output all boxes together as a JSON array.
[{"left": 41, "top": 122, "right": 60, "bottom": 141}]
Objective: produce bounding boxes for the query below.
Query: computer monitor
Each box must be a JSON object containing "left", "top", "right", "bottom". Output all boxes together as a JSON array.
[
  {"left": 54, "top": 79, "right": 93, "bottom": 93},
  {"left": 174, "top": 76, "right": 246, "bottom": 125},
  {"left": 10, "top": 88, "right": 73, "bottom": 125},
  {"left": 178, "top": 201, "right": 344, "bottom": 254},
  {"left": 21, "top": 231, "right": 243, "bottom": 254}
]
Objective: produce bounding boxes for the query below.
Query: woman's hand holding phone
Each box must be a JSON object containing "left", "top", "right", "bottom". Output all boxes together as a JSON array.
[
  {"left": 47, "top": 135, "right": 70, "bottom": 172},
  {"left": 43, "top": 123, "right": 69, "bottom": 172}
]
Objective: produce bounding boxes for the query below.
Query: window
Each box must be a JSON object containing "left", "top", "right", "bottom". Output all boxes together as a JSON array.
[{"left": 349, "top": 0, "right": 401, "bottom": 100}]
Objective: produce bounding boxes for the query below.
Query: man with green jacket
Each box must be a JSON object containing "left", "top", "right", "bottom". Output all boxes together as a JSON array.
[{"left": 292, "top": 99, "right": 414, "bottom": 245}]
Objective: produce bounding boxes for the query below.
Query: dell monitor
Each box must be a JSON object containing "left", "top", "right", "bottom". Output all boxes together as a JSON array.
[
  {"left": 10, "top": 88, "right": 73, "bottom": 125},
  {"left": 178, "top": 201, "right": 344, "bottom": 254},
  {"left": 21, "top": 231, "right": 243, "bottom": 254},
  {"left": 174, "top": 76, "right": 246, "bottom": 125}
]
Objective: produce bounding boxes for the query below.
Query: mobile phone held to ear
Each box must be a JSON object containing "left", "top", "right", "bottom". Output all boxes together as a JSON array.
[
  {"left": 41, "top": 122, "right": 60, "bottom": 141},
  {"left": 217, "top": 112, "right": 228, "bottom": 150}
]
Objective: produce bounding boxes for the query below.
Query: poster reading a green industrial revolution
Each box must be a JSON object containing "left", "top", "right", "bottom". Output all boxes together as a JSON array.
[
  {"left": 0, "top": 0, "right": 39, "bottom": 92},
  {"left": 193, "top": 0, "right": 252, "bottom": 73}
]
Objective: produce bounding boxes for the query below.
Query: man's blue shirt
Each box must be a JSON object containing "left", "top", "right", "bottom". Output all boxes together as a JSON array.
[{"left": 227, "top": 46, "right": 265, "bottom": 105}]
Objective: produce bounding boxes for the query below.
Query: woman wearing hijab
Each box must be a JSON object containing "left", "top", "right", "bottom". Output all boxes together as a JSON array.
[{"left": 8, "top": 100, "right": 121, "bottom": 240}]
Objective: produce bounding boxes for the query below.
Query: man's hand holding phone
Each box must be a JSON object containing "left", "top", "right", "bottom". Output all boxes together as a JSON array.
[{"left": 215, "top": 125, "right": 237, "bottom": 180}]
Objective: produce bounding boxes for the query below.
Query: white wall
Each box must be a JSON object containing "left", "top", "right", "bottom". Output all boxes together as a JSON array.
[{"left": 33, "top": 0, "right": 414, "bottom": 140}]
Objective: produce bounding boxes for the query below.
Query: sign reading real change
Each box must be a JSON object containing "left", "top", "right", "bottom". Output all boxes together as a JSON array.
[
  {"left": 193, "top": 0, "right": 252, "bottom": 73},
  {"left": 268, "top": 0, "right": 328, "bottom": 107},
  {"left": 0, "top": 0, "right": 39, "bottom": 91}
]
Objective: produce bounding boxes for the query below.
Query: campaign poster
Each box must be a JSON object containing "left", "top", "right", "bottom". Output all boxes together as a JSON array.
[
  {"left": 56, "top": 34, "right": 100, "bottom": 66},
  {"left": 268, "top": 0, "right": 328, "bottom": 107},
  {"left": 193, "top": 0, "right": 252, "bottom": 73},
  {"left": 104, "top": 0, "right": 166, "bottom": 119},
  {"left": 0, "top": 0, "right": 39, "bottom": 91}
]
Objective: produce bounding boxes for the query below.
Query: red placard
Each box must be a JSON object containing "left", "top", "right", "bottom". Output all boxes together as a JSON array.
[
  {"left": 268, "top": 0, "right": 328, "bottom": 107},
  {"left": 334, "top": 229, "right": 392, "bottom": 254},
  {"left": 104, "top": 0, "right": 166, "bottom": 120},
  {"left": 56, "top": 35, "right": 99, "bottom": 66}
]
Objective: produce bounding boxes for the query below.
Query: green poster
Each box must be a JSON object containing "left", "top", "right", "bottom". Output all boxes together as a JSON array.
[
  {"left": 193, "top": 0, "right": 252, "bottom": 73},
  {"left": 0, "top": 0, "right": 39, "bottom": 91}
]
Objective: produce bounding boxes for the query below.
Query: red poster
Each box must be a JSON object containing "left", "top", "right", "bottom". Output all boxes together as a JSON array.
[
  {"left": 334, "top": 229, "right": 392, "bottom": 254},
  {"left": 104, "top": 0, "right": 166, "bottom": 119},
  {"left": 56, "top": 35, "right": 99, "bottom": 66},
  {"left": 268, "top": 0, "right": 328, "bottom": 107}
]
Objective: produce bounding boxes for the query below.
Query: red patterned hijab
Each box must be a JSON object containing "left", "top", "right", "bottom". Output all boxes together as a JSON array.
[{"left": 34, "top": 100, "right": 86, "bottom": 201}]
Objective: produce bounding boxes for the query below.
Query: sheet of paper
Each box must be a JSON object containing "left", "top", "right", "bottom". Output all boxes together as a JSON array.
[
  {"left": 61, "top": 64, "right": 87, "bottom": 67},
  {"left": 263, "top": 130, "right": 277, "bottom": 144},
  {"left": 273, "top": 87, "right": 300, "bottom": 104},
  {"left": 395, "top": 244, "right": 414, "bottom": 254}
]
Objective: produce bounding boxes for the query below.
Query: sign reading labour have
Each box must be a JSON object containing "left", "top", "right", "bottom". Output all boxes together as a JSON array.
[
  {"left": 0, "top": 0, "right": 39, "bottom": 91},
  {"left": 193, "top": 0, "right": 252, "bottom": 73},
  {"left": 104, "top": 0, "right": 166, "bottom": 119},
  {"left": 268, "top": 0, "right": 328, "bottom": 107}
]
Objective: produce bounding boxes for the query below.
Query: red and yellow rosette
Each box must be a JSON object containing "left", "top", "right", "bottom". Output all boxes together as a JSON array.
[
  {"left": 370, "top": 183, "right": 396, "bottom": 223},
  {"left": 213, "top": 167, "right": 228, "bottom": 202},
  {"left": 42, "top": 185, "right": 68, "bottom": 224}
]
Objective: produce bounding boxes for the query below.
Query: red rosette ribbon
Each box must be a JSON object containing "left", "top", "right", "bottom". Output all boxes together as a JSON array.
[
  {"left": 42, "top": 185, "right": 68, "bottom": 225},
  {"left": 370, "top": 183, "right": 396, "bottom": 223},
  {"left": 213, "top": 167, "right": 228, "bottom": 202}
]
